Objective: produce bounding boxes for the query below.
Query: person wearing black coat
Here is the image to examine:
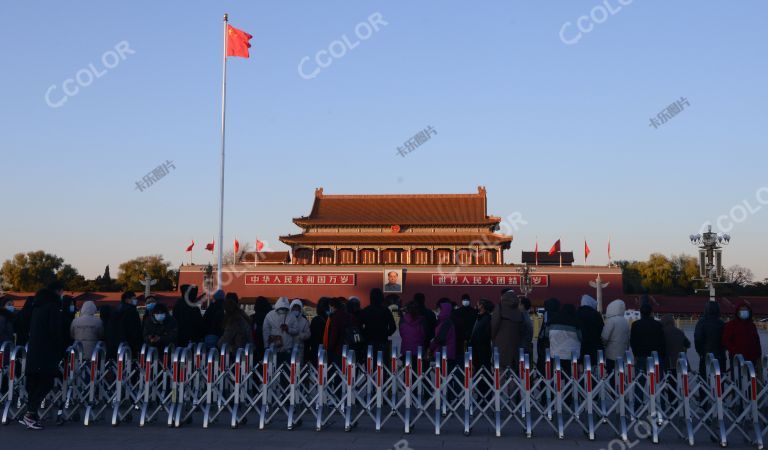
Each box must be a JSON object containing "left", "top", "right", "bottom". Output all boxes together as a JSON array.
[
  {"left": 61, "top": 295, "right": 77, "bottom": 348},
  {"left": 470, "top": 299, "right": 494, "bottom": 373},
  {"left": 202, "top": 289, "right": 226, "bottom": 349},
  {"left": 13, "top": 296, "right": 35, "bottom": 346},
  {"left": 630, "top": 303, "right": 666, "bottom": 371},
  {"left": 173, "top": 285, "right": 204, "bottom": 346},
  {"left": 694, "top": 301, "right": 726, "bottom": 378},
  {"left": 413, "top": 293, "right": 436, "bottom": 351},
  {"left": 360, "top": 289, "right": 397, "bottom": 357},
  {"left": 306, "top": 297, "right": 330, "bottom": 366},
  {"left": 456, "top": 294, "right": 477, "bottom": 352},
  {"left": 251, "top": 296, "right": 273, "bottom": 362},
  {"left": 105, "top": 291, "right": 143, "bottom": 359},
  {"left": 577, "top": 295, "right": 605, "bottom": 364},
  {"left": 22, "top": 285, "right": 67, "bottom": 429}
]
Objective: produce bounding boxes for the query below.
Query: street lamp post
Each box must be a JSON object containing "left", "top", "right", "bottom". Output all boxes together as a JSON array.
[
  {"left": 517, "top": 264, "right": 535, "bottom": 297},
  {"left": 689, "top": 225, "right": 731, "bottom": 302}
]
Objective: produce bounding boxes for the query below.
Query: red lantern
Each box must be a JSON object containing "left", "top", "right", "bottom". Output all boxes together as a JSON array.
[{"left": 391, "top": 224, "right": 401, "bottom": 233}]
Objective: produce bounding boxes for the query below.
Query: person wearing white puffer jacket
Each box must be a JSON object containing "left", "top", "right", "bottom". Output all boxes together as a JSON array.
[
  {"left": 601, "top": 299, "right": 630, "bottom": 373},
  {"left": 262, "top": 297, "right": 296, "bottom": 363},
  {"left": 287, "top": 299, "right": 311, "bottom": 362}
]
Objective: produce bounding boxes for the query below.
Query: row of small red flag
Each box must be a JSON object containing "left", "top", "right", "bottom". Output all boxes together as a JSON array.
[
  {"left": 185, "top": 239, "right": 264, "bottom": 253},
  {"left": 534, "top": 238, "right": 612, "bottom": 263}
]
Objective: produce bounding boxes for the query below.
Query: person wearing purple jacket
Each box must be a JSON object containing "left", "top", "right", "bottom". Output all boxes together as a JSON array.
[
  {"left": 430, "top": 300, "right": 457, "bottom": 363},
  {"left": 399, "top": 302, "right": 425, "bottom": 363}
]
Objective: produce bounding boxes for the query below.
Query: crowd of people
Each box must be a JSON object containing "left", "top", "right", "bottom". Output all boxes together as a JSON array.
[{"left": 0, "top": 281, "right": 763, "bottom": 430}]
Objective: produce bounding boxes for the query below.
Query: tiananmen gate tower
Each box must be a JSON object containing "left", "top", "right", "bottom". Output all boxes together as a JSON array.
[{"left": 177, "top": 187, "right": 624, "bottom": 306}]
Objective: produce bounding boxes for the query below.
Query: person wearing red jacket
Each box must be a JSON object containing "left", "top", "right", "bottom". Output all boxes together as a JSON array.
[{"left": 722, "top": 301, "right": 762, "bottom": 370}]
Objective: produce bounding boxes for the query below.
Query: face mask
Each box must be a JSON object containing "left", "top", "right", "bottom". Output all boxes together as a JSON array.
[
  {"left": 739, "top": 310, "right": 750, "bottom": 320},
  {"left": 277, "top": 309, "right": 288, "bottom": 316},
  {"left": 328, "top": 307, "right": 335, "bottom": 315},
  {"left": 154, "top": 313, "right": 167, "bottom": 322},
  {"left": 130, "top": 298, "right": 138, "bottom": 306},
  {"left": 462, "top": 300, "right": 470, "bottom": 307},
  {"left": 4, "top": 305, "right": 14, "bottom": 313},
  {"left": 292, "top": 310, "right": 301, "bottom": 318},
  {"left": 146, "top": 303, "right": 156, "bottom": 312},
  {"left": 69, "top": 305, "right": 76, "bottom": 313}
]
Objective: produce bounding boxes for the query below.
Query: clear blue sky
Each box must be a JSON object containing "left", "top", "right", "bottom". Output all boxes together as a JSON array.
[{"left": 1, "top": 1, "right": 766, "bottom": 280}]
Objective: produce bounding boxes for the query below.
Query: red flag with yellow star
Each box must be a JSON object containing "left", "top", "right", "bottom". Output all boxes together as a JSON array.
[{"left": 226, "top": 24, "right": 252, "bottom": 58}]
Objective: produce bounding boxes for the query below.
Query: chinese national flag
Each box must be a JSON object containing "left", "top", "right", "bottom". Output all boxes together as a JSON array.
[
  {"left": 548, "top": 239, "right": 561, "bottom": 256},
  {"left": 186, "top": 240, "right": 195, "bottom": 252},
  {"left": 226, "top": 24, "right": 252, "bottom": 58},
  {"left": 256, "top": 239, "right": 264, "bottom": 252},
  {"left": 585, "top": 240, "right": 591, "bottom": 261},
  {"left": 234, "top": 239, "right": 240, "bottom": 254},
  {"left": 205, "top": 240, "right": 215, "bottom": 252}
]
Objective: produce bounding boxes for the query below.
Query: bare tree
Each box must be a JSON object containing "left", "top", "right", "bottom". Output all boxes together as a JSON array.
[
  {"left": 222, "top": 241, "right": 254, "bottom": 265},
  {"left": 725, "top": 265, "right": 754, "bottom": 287}
]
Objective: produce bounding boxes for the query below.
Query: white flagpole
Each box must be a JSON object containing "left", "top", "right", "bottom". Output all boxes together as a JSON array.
[{"left": 216, "top": 13, "right": 229, "bottom": 289}]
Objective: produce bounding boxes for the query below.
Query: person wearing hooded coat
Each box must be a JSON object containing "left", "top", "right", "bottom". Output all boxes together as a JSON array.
[
  {"left": 202, "top": 289, "right": 226, "bottom": 349},
  {"left": 105, "top": 291, "right": 143, "bottom": 359},
  {"left": 430, "top": 301, "right": 457, "bottom": 361},
  {"left": 399, "top": 301, "right": 426, "bottom": 360},
  {"left": 286, "top": 299, "right": 311, "bottom": 361},
  {"left": 601, "top": 299, "right": 630, "bottom": 372},
  {"left": 491, "top": 291, "right": 525, "bottom": 368},
  {"left": 173, "top": 285, "right": 204, "bottom": 346},
  {"left": 722, "top": 301, "right": 762, "bottom": 370},
  {"left": 694, "top": 301, "right": 726, "bottom": 377},
  {"left": 69, "top": 301, "right": 103, "bottom": 359},
  {"left": 263, "top": 297, "right": 297, "bottom": 361},
  {"left": 23, "top": 286, "right": 67, "bottom": 429},
  {"left": 456, "top": 294, "right": 477, "bottom": 351},
  {"left": 536, "top": 298, "right": 561, "bottom": 374},
  {"left": 577, "top": 295, "right": 604, "bottom": 364},
  {"left": 323, "top": 297, "right": 351, "bottom": 367}
]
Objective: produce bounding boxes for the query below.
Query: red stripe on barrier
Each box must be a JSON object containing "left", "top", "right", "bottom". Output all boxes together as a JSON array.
[
  {"left": 435, "top": 366, "right": 441, "bottom": 389},
  {"left": 207, "top": 361, "right": 213, "bottom": 383},
  {"left": 556, "top": 370, "right": 562, "bottom": 392},
  {"left": 464, "top": 367, "right": 470, "bottom": 389},
  {"left": 619, "top": 372, "right": 625, "bottom": 395},
  {"left": 235, "top": 362, "right": 241, "bottom": 384},
  {"left": 525, "top": 368, "right": 531, "bottom": 391},
  {"left": 291, "top": 363, "right": 296, "bottom": 385},
  {"left": 715, "top": 374, "right": 722, "bottom": 397},
  {"left": 117, "top": 360, "right": 123, "bottom": 382},
  {"left": 752, "top": 377, "right": 758, "bottom": 401},
  {"left": 318, "top": 363, "right": 324, "bottom": 386},
  {"left": 683, "top": 374, "right": 689, "bottom": 397},
  {"left": 495, "top": 369, "right": 500, "bottom": 390},
  {"left": 405, "top": 366, "right": 411, "bottom": 388},
  {"left": 586, "top": 369, "right": 592, "bottom": 393}
]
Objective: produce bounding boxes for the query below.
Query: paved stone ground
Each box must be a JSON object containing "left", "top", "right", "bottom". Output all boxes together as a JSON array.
[{"left": 0, "top": 417, "right": 752, "bottom": 449}]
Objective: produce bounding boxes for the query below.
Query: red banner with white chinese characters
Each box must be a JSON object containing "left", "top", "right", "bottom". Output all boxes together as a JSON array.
[
  {"left": 431, "top": 273, "right": 549, "bottom": 287},
  {"left": 244, "top": 273, "right": 356, "bottom": 286}
]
